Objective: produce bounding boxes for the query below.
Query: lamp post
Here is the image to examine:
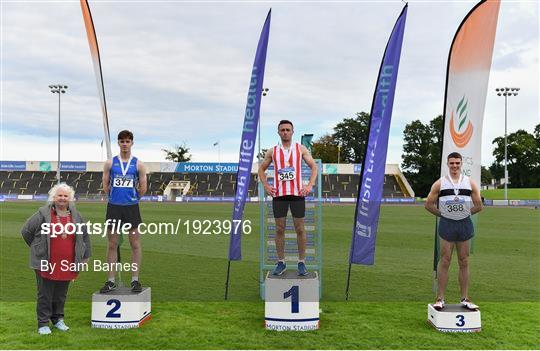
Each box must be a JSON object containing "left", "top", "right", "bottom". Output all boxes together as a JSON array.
[
  {"left": 213, "top": 141, "right": 221, "bottom": 163},
  {"left": 49, "top": 84, "right": 68, "bottom": 184},
  {"left": 495, "top": 86, "right": 519, "bottom": 201},
  {"left": 259, "top": 88, "right": 269, "bottom": 163}
]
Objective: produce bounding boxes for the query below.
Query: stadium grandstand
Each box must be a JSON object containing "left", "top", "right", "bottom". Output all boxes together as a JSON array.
[{"left": 0, "top": 161, "right": 414, "bottom": 201}]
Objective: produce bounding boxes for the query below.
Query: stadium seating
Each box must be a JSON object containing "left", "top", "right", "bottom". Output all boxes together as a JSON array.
[
  {"left": 0, "top": 171, "right": 104, "bottom": 197},
  {"left": 321, "top": 174, "right": 405, "bottom": 199},
  {"left": 146, "top": 172, "right": 260, "bottom": 198},
  {"left": 0, "top": 171, "right": 406, "bottom": 198}
]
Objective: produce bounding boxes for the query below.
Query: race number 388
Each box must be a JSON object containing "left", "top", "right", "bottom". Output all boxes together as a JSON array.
[{"left": 446, "top": 204, "right": 464, "bottom": 212}]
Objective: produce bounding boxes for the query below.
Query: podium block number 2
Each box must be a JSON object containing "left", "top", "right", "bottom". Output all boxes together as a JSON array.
[
  {"left": 283, "top": 286, "right": 299, "bottom": 313},
  {"left": 106, "top": 299, "right": 122, "bottom": 318}
]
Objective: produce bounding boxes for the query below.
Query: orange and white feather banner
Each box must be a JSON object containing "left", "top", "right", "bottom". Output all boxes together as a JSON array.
[
  {"left": 80, "top": 0, "right": 112, "bottom": 160},
  {"left": 440, "top": 0, "right": 501, "bottom": 183}
]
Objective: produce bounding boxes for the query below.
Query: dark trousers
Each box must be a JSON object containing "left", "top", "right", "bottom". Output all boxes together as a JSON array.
[{"left": 35, "top": 272, "right": 70, "bottom": 328}]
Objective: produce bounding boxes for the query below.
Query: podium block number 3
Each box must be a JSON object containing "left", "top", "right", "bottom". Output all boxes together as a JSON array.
[
  {"left": 455, "top": 314, "right": 465, "bottom": 327},
  {"left": 106, "top": 299, "right": 122, "bottom": 318},
  {"left": 283, "top": 286, "right": 299, "bottom": 313}
]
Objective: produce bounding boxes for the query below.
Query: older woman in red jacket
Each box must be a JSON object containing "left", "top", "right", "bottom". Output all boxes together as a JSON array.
[{"left": 21, "top": 183, "right": 91, "bottom": 335}]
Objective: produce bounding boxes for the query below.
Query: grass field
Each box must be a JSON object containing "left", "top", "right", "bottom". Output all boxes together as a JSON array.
[
  {"left": 481, "top": 188, "right": 540, "bottom": 200},
  {"left": 1, "top": 202, "right": 539, "bottom": 349}
]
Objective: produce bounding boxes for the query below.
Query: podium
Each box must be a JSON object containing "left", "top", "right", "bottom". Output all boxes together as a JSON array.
[
  {"left": 264, "top": 271, "right": 319, "bottom": 331},
  {"left": 427, "top": 304, "right": 481, "bottom": 332},
  {"left": 91, "top": 287, "right": 152, "bottom": 329}
]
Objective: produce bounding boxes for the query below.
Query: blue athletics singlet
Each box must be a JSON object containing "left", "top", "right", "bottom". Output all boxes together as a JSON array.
[{"left": 108, "top": 155, "right": 139, "bottom": 205}]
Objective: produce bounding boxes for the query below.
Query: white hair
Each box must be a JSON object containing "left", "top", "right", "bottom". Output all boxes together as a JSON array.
[{"left": 47, "top": 183, "right": 76, "bottom": 203}]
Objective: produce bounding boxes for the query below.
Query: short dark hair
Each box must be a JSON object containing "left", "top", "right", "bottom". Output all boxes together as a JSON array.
[
  {"left": 118, "top": 130, "right": 134, "bottom": 140},
  {"left": 278, "top": 120, "right": 293, "bottom": 129},
  {"left": 447, "top": 152, "right": 462, "bottom": 160}
]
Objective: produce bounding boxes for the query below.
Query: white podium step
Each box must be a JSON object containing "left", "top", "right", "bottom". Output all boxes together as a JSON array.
[
  {"left": 91, "top": 287, "right": 151, "bottom": 329},
  {"left": 265, "top": 271, "right": 319, "bottom": 331},
  {"left": 427, "top": 303, "right": 481, "bottom": 332}
]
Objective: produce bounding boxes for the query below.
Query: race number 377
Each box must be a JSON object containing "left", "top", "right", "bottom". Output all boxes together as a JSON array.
[{"left": 113, "top": 177, "right": 134, "bottom": 188}]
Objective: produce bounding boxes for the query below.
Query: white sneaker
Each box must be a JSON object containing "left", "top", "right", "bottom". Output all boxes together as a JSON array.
[
  {"left": 461, "top": 298, "right": 479, "bottom": 310},
  {"left": 433, "top": 298, "right": 445, "bottom": 311},
  {"left": 38, "top": 326, "right": 52, "bottom": 335},
  {"left": 54, "top": 319, "right": 70, "bottom": 331}
]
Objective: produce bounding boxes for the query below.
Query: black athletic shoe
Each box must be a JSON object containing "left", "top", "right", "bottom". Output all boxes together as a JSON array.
[
  {"left": 131, "top": 280, "right": 142, "bottom": 293},
  {"left": 99, "top": 281, "right": 117, "bottom": 293}
]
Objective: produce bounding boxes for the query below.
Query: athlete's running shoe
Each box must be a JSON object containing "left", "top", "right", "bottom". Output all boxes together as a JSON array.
[
  {"left": 272, "top": 262, "right": 286, "bottom": 276},
  {"left": 99, "top": 280, "right": 117, "bottom": 293},
  {"left": 460, "top": 298, "right": 479, "bottom": 310},
  {"left": 433, "top": 298, "right": 445, "bottom": 311},
  {"left": 297, "top": 262, "right": 308, "bottom": 276},
  {"left": 131, "top": 280, "right": 143, "bottom": 293}
]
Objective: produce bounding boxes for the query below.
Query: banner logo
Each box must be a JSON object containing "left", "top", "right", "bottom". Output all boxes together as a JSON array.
[
  {"left": 450, "top": 95, "right": 474, "bottom": 148},
  {"left": 355, "top": 222, "right": 372, "bottom": 238}
]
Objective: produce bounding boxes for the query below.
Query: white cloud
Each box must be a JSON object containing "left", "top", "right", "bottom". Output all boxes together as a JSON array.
[{"left": 1, "top": 1, "right": 538, "bottom": 168}]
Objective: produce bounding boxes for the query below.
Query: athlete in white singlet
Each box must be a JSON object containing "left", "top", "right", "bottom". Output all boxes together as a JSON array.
[
  {"left": 425, "top": 152, "right": 483, "bottom": 311},
  {"left": 438, "top": 173, "right": 473, "bottom": 221}
]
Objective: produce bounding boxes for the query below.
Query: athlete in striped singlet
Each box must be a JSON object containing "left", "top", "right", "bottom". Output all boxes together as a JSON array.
[
  {"left": 258, "top": 120, "right": 318, "bottom": 276},
  {"left": 425, "top": 152, "right": 483, "bottom": 311}
]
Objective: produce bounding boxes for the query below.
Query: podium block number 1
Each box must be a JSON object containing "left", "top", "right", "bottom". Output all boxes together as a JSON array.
[
  {"left": 283, "top": 286, "right": 299, "bottom": 313},
  {"left": 106, "top": 299, "right": 122, "bottom": 318}
]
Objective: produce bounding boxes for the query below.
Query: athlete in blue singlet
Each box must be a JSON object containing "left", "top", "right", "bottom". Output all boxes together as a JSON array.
[
  {"left": 100, "top": 130, "right": 147, "bottom": 293},
  {"left": 108, "top": 154, "right": 140, "bottom": 206}
]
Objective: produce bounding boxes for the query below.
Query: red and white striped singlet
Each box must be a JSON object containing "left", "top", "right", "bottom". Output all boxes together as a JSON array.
[{"left": 272, "top": 142, "right": 303, "bottom": 197}]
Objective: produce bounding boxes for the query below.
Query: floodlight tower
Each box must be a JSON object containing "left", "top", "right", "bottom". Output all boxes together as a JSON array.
[
  {"left": 49, "top": 84, "right": 68, "bottom": 184},
  {"left": 495, "top": 87, "right": 520, "bottom": 201}
]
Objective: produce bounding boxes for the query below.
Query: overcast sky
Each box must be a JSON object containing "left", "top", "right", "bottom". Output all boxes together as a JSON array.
[{"left": 1, "top": 0, "right": 538, "bottom": 167}]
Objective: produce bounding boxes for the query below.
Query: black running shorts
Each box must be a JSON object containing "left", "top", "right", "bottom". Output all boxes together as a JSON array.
[
  {"left": 438, "top": 216, "right": 474, "bottom": 242},
  {"left": 272, "top": 195, "right": 305, "bottom": 218},
  {"left": 106, "top": 203, "right": 142, "bottom": 230}
]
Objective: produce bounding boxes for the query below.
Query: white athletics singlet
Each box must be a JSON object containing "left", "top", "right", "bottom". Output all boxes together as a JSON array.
[
  {"left": 272, "top": 143, "right": 303, "bottom": 197},
  {"left": 438, "top": 174, "right": 473, "bottom": 220}
]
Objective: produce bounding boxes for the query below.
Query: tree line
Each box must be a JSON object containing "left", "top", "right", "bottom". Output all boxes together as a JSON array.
[
  {"left": 310, "top": 112, "right": 539, "bottom": 197},
  {"left": 162, "top": 113, "right": 539, "bottom": 197}
]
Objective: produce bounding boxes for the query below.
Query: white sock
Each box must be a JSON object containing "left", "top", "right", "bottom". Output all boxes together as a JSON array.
[
  {"left": 132, "top": 276, "right": 139, "bottom": 282},
  {"left": 108, "top": 278, "right": 115, "bottom": 283},
  {"left": 298, "top": 259, "right": 305, "bottom": 264}
]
